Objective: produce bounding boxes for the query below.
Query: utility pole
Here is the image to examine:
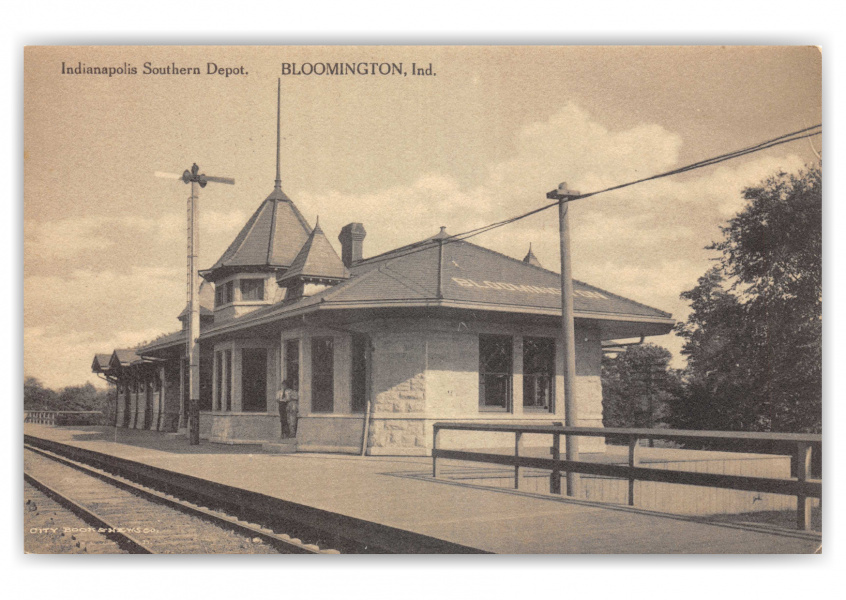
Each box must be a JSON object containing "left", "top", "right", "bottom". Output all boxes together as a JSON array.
[
  {"left": 546, "top": 182, "right": 581, "bottom": 497},
  {"left": 646, "top": 363, "right": 654, "bottom": 447},
  {"left": 180, "top": 163, "right": 234, "bottom": 444}
]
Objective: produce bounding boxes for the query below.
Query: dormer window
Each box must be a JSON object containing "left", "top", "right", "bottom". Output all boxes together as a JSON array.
[
  {"left": 240, "top": 278, "right": 265, "bottom": 301},
  {"left": 215, "top": 281, "right": 234, "bottom": 307}
]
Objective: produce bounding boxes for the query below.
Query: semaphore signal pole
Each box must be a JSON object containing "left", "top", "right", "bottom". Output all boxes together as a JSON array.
[
  {"left": 547, "top": 182, "right": 581, "bottom": 497},
  {"left": 180, "top": 163, "right": 234, "bottom": 445}
]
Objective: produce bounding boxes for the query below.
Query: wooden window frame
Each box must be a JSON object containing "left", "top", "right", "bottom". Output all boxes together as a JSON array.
[
  {"left": 239, "top": 278, "right": 265, "bottom": 301},
  {"left": 522, "top": 336, "right": 555, "bottom": 413},
  {"left": 478, "top": 334, "right": 513, "bottom": 412}
]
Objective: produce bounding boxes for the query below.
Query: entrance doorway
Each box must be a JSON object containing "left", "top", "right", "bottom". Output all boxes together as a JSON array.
[
  {"left": 311, "top": 337, "right": 334, "bottom": 413},
  {"left": 242, "top": 347, "right": 268, "bottom": 412}
]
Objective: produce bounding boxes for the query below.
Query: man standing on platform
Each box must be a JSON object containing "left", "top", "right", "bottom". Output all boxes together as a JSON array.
[
  {"left": 276, "top": 381, "right": 290, "bottom": 438},
  {"left": 284, "top": 380, "right": 299, "bottom": 438},
  {"left": 276, "top": 379, "right": 299, "bottom": 439}
]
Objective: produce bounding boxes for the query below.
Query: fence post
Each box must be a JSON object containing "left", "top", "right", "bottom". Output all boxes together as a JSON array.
[
  {"left": 514, "top": 431, "right": 522, "bottom": 489},
  {"left": 550, "top": 432, "right": 561, "bottom": 494},
  {"left": 432, "top": 425, "right": 440, "bottom": 478},
  {"left": 628, "top": 435, "right": 639, "bottom": 506},
  {"left": 796, "top": 442, "right": 812, "bottom": 531}
]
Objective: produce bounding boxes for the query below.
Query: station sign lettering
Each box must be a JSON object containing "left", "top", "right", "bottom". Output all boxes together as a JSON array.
[{"left": 451, "top": 277, "right": 609, "bottom": 299}]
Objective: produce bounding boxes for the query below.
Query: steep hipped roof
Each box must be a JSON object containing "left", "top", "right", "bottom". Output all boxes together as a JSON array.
[
  {"left": 200, "top": 230, "right": 675, "bottom": 341},
  {"left": 278, "top": 219, "right": 348, "bottom": 285},
  {"left": 202, "top": 187, "right": 312, "bottom": 281}
]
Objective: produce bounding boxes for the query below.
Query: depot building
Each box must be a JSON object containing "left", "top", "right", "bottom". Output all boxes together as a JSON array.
[{"left": 93, "top": 171, "right": 674, "bottom": 457}]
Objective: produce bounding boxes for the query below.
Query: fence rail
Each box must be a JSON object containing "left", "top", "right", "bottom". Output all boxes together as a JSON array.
[
  {"left": 24, "top": 411, "right": 103, "bottom": 426},
  {"left": 431, "top": 423, "right": 821, "bottom": 530}
]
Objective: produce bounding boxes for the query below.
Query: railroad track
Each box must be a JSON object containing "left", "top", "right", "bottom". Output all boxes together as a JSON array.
[
  {"left": 24, "top": 445, "right": 336, "bottom": 554},
  {"left": 23, "top": 435, "right": 487, "bottom": 554},
  {"left": 25, "top": 481, "right": 128, "bottom": 554}
]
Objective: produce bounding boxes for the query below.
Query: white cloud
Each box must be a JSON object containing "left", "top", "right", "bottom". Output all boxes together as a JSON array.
[{"left": 24, "top": 213, "right": 183, "bottom": 259}]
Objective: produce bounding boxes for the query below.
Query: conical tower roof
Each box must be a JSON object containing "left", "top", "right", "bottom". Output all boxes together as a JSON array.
[
  {"left": 523, "top": 243, "right": 542, "bottom": 268},
  {"left": 202, "top": 189, "right": 312, "bottom": 281},
  {"left": 278, "top": 218, "right": 348, "bottom": 285}
]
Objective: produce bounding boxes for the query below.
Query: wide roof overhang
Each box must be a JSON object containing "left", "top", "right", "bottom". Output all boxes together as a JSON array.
[{"left": 198, "top": 299, "right": 675, "bottom": 343}]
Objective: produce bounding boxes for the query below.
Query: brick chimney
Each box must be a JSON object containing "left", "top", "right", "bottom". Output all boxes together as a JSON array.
[{"left": 338, "top": 223, "right": 366, "bottom": 267}]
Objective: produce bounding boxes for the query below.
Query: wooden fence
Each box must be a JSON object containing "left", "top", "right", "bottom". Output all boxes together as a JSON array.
[
  {"left": 432, "top": 423, "right": 821, "bottom": 530},
  {"left": 24, "top": 411, "right": 103, "bottom": 426}
]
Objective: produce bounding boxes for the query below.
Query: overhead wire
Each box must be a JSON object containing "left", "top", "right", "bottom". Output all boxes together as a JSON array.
[{"left": 356, "top": 125, "right": 821, "bottom": 268}]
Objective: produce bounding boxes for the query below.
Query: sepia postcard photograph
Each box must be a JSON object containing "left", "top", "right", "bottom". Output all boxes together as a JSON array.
[{"left": 22, "top": 44, "right": 822, "bottom": 557}]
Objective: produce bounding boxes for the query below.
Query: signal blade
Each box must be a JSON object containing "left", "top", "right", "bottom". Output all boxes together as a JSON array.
[{"left": 204, "top": 176, "right": 236, "bottom": 185}]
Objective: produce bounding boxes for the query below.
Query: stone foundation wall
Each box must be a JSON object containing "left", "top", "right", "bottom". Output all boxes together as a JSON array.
[
  {"left": 367, "top": 418, "right": 427, "bottom": 455},
  {"left": 298, "top": 416, "right": 364, "bottom": 454},
  {"left": 206, "top": 413, "right": 277, "bottom": 443}
]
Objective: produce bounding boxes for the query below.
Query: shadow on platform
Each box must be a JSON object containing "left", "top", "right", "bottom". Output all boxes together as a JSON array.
[
  {"left": 381, "top": 460, "right": 823, "bottom": 539},
  {"left": 55, "top": 426, "right": 266, "bottom": 455}
]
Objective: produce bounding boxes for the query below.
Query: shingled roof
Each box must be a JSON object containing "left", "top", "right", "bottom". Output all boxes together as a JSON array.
[
  {"left": 137, "top": 329, "right": 187, "bottom": 355},
  {"left": 202, "top": 187, "right": 312, "bottom": 281},
  {"left": 277, "top": 219, "right": 348, "bottom": 285},
  {"left": 91, "top": 354, "right": 112, "bottom": 373},
  {"left": 200, "top": 229, "right": 675, "bottom": 341},
  {"left": 109, "top": 348, "right": 141, "bottom": 369}
]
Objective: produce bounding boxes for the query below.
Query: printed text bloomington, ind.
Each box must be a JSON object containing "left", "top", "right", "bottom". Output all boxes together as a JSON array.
[{"left": 60, "top": 61, "right": 437, "bottom": 78}]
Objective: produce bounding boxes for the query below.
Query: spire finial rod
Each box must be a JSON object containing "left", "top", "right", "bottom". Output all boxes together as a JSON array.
[{"left": 275, "top": 78, "right": 282, "bottom": 190}]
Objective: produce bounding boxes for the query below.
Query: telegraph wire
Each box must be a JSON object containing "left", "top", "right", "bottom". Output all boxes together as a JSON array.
[{"left": 357, "top": 125, "right": 821, "bottom": 268}]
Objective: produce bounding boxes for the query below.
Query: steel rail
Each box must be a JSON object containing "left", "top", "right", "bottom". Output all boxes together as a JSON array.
[
  {"left": 24, "top": 469, "right": 154, "bottom": 554},
  {"left": 24, "top": 444, "right": 326, "bottom": 554},
  {"left": 24, "top": 435, "right": 488, "bottom": 554}
]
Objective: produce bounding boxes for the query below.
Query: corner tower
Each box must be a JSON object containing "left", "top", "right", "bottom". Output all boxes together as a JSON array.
[{"left": 201, "top": 80, "right": 312, "bottom": 319}]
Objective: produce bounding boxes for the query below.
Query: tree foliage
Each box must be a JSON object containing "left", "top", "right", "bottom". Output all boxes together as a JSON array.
[
  {"left": 24, "top": 376, "right": 111, "bottom": 414},
  {"left": 671, "top": 165, "right": 821, "bottom": 433},
  {"left": 602, "top": 343, "right": 682, "bottom": 430}
]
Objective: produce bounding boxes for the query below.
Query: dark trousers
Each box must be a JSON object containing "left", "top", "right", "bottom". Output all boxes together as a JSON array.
[{"left": 278, "top": 403, "right": 289, "bottom": 437}]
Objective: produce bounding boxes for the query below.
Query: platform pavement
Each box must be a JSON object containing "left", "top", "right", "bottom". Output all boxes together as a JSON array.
[{"left": 23, "top": 424, "right": 820, "bottom": 554}]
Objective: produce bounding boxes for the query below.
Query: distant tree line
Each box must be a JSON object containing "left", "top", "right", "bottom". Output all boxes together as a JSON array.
[
  {"left": 602, "top": 164, "right": 821, "bottom": 440},
  {"left": 24, "top": 376, "right": 113, "bottom": 423}
]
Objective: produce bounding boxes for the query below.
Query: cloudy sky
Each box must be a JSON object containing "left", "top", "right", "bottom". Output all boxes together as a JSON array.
[{"left": 23, "top": 46, "right": 821, "bottom": 388}]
